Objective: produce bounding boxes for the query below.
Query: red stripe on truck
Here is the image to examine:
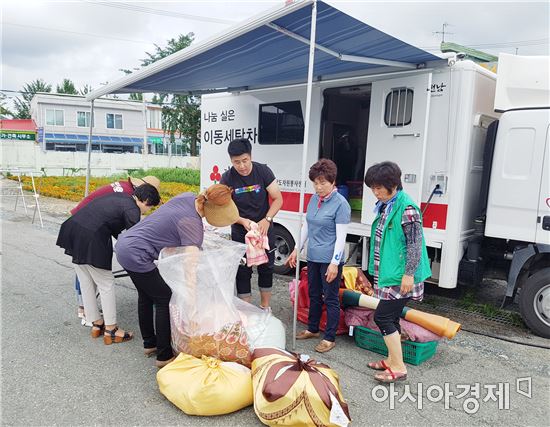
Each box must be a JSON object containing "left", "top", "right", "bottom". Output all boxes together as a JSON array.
[
  {"left": 279, "top": 191, "right": 314, "bottom": 212},
  {"left": 420, "top": 203, "right": 448, "bottom": 230},
  {"left": 277, "top": 193, "right": 448, "bottom": 230}
]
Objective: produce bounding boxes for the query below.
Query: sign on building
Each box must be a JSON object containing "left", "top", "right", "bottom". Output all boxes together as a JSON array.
[{"left": 0, "top": 130, "right": 36, "bottom": 141}]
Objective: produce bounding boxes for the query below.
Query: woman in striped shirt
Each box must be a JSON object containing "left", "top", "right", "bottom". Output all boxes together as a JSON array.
[{"left": 364, "top": 161, "right": 431, "bottom": 383}]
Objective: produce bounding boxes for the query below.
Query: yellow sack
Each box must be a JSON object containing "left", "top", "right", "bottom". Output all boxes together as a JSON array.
[
  {"left": 342, "top": 267, "right": 358, "bottom": 291},
  {"left": 342, "top": 266, "right": 374, "bottom": 296},
  {"left": 251, "top": 348, "right": 351, "bottom": 427},
  {"left": 157, "top": 353, "right": 253, "bottom": 416}
]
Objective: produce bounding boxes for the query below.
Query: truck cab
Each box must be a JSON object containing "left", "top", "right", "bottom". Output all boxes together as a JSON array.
[{"left": 460, "top": 54, "right": 550, "bottom": 338}]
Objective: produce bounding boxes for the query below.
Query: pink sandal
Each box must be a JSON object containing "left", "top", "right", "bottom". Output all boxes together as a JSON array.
[
  {"left": 375, "top": 367, "right": 408, "bottom": 383},
  {"left": 368, "top": 360, "right": 388, "bottom": 371}
]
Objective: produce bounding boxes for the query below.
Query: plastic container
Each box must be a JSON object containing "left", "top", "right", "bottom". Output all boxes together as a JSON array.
[
  {"left": 349, "top": 197, "right": 362, "bottom": 211},
  {"left": 346, "top": 181, "right": 364, "bottom": 198},
  {"left": 337, "top": 185, "right": 349, "bottom": 200},
  {"left": 353, "top": 326, "right": 438, "bottom": 365}
]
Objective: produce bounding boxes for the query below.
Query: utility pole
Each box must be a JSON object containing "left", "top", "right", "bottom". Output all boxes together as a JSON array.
[{"left": 434, "top": 22, "right": 454, "bottom": 44}]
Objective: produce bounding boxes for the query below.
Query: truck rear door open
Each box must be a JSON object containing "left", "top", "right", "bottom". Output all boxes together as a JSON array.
[{"left": 361, "top": 72, "right": 432, "bottom": 226}]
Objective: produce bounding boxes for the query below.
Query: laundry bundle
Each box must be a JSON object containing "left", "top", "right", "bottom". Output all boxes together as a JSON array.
[
  {"left": 251, "top": 348, "right": 351, "bottom": 427},
  {"left": 157, "top": 353, "right": 253, "bottom": 415},
  {"left": 159, "top": 232, "right": 286, "bottom": 367},
  {"left": 169, "top": 303, "right": 253, "bottom": 366}
]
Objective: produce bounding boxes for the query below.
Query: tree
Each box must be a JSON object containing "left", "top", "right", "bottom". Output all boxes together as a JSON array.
[
  {"left": 13, "top": 79, "right": 52, "bottom": 119},
  {"left": 129, "top": 93, "right": 143, "bottom": 101},
  {"left": 141, "top": 34, "right": 194, "bottom": 66},
  {"left": 56, "top": 78, "right": 78, "bottom": 95},
  {"left": 130, "top": 33, "right": 201, "bottom": 156}
]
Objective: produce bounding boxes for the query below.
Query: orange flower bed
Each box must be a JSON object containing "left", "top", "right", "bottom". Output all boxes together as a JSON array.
[{"left": 9, "top": 176, "right": 199, "bottom": 203}]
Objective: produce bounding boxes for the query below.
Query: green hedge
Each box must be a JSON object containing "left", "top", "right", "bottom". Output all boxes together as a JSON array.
[{"left": 128, "top": 167, "right": 200, "bottom": 186}]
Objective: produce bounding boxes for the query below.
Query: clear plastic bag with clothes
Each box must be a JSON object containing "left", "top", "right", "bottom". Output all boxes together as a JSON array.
[
  {"left": 234, "top": 298, "right": 286, "bottom": 350},
  {"left": 158, "top": 232, "right": 253, "bottom": 365}
]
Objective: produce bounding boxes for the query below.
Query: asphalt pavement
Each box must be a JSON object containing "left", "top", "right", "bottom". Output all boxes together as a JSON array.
[{"left": 1, "top": 193, "right": 549, "bottom": 426}]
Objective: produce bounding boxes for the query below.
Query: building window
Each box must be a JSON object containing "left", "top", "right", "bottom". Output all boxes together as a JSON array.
[
  {"left": 77, "top": 111, "right": 93, "bottom": 127},
  {"left": 106, "top": 113, "right": 123, "bottom": 129},
  {"left": 384, "top": 88, "right": 413, "bottom": 127},
  {"left": 147, "top": 109, "right": 162, "bottom": 129},
  {"left": 46, "top": 109, "right": 64, "bottom": 126},
  {"left": 259, "top": 101, "right": 304, "bottom": 145}
]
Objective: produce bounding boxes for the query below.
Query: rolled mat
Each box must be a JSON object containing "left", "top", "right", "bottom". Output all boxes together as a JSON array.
[
  {"left": 339, "top": 289, "right": 461, "bottom": 339},
  {"left": 401, "top": 307, "right": 461, "bottom": 339}
]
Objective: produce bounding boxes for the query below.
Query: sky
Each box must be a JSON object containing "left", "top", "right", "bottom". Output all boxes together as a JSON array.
[{"left": 1, "top": 0, "right": 549, "bottom": 103}]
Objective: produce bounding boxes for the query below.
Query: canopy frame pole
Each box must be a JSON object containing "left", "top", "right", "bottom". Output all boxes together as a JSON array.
[
  {"left": 266, "top": 22, "right": 418, "bottom": 69},
  {"left": 292, "top": 0, "right": 318, "bottom": 351},
  {"left": 85, "top": 100, "right": 95, "bottom": 197}
]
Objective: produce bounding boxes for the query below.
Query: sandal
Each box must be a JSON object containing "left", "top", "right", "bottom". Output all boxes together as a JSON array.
[
  {"left": 315, "top": 340, "right": 336, "bottom": 353},
  {"left": 91, "top": 321, "right": 105, "bottom": 338},
  {"left": 296, "top": 330, "right": 320, "bottom": 340},
  {"left": 374, "top": 367, "right": 408, "bottom": 383},
  {"left": 368, "top": 360, "right": 389, "bottom": 371},
  {"left": 104, "top": 327, "right": 133, "bottom": 345},
  {"left": 155, "top": 357, "right": 176, "bottom": 369},
  {"left": 144, "top": 347, "right": 157, "bottom": 358}
]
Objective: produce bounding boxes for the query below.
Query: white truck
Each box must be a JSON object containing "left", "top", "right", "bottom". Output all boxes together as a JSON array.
[{"left": 200, "top": 53, "right": 550, "bottom": 338}]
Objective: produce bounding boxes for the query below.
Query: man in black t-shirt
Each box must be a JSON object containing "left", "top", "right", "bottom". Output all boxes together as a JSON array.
[{"left": 220, "top": 138, "right": 283, "bottom": 310}]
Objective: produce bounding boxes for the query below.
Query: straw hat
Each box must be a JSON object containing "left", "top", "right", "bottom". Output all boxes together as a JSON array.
[
  {"left": 129, "top": 175, "right": 160, "bottom": 190},
  {"left": 202, "top": 187, "right": 239, "bottom": 227}
]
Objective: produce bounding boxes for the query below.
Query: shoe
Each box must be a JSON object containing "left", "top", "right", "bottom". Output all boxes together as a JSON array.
[
  {"left": 296, "top": 330, "right": 320, "bottom": 340},
  {"left": 103, "top": 327, "right": 133, "bottom": 345},
  {"left": 374, "top": 368, "right": 408, "bottom": 383},
  {"left": 315, "top": 340, "right": 336, "bottom": 353},
  {"left": 260, "top": 305, "right": 272, "bottom": 314},
  {"left": 91, "top": 321, "right": 105, "bottom": 338},
  {"left": 155, "top": 357, "right": 176, "bottom": 369},
  {"left": 144, "top": 347, "right": 157, "bottom": 358},
  {"left": 81, "top": 318, "right": 93, "bottom": 327}
]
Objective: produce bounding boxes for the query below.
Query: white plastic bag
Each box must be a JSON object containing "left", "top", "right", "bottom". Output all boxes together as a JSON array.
[
  {"left": 234, "top": 298, "right": 286, "bottom": 350},
  {"left": 158, "top": 232, "right": 252, "bottom": 365}
]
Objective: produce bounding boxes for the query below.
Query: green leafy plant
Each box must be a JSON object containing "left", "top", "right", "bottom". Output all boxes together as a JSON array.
[{"left": 128, "top": 167, "right": 200, "bottom": 186}]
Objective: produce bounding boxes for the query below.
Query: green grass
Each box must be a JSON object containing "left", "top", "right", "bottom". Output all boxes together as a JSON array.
[
  {"left": 126, "top": 167, "right": 200, "bottom": 186},
  {"left": 458, "top": 290, "right": 524, "bottom": 327}
]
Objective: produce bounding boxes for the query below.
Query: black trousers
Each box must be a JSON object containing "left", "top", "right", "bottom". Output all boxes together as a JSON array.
[
  {"left": 374, "top": 297, "right": 411, "bottom": 336},
  {"left": 127, "top": 268, "right": 174, "bottom": 362},
  {"left": 307, "top": 261, "right": 343, "bottom": 342},
  {"left": 231, "top": 224, "right": 275, "bottom": 298}
]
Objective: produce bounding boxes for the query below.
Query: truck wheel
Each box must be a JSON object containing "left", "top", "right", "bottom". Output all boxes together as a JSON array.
[
  {"left": 519, "top": 268, "right": 550, "bottom": 338},
  {"left": 273, "top": 226, "right": 295, "bottom": 275}
]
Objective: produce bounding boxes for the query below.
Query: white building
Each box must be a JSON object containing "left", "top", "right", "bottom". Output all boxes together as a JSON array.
[{"left": 30, "top": 93, "right": 188, "bottom": 155}]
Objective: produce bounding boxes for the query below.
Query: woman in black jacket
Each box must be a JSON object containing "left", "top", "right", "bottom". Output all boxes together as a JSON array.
[{"left": 57, "top": 184, "right": 160, "bottom": 344}]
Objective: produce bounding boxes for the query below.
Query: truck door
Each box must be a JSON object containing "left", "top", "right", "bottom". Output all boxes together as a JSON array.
[
  {"left": 361, "top": 73, "right": 432, "bottom": 226},
  {"left": 536, "top": 124, "right": 550, "bottom": 244},
  {"left": 485, "top": 110, "right": 549, "bottom": 242}
]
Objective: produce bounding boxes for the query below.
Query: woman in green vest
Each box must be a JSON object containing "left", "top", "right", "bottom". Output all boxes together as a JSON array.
[{"left": 364, "top": 161, "right": 431, "bottom": 383}]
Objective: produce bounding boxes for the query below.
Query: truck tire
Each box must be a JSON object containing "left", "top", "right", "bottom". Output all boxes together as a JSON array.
[
  {"left": 519, "top": 268, "right": 550, "bottom": 338},
  {"left": 272, "top": 226, "right": 295, "bottom": 275}
]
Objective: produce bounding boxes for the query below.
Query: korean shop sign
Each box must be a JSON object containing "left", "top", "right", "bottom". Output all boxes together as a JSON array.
[{"left": 0, "top": 130, "right": 36, "bottom": 141}]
